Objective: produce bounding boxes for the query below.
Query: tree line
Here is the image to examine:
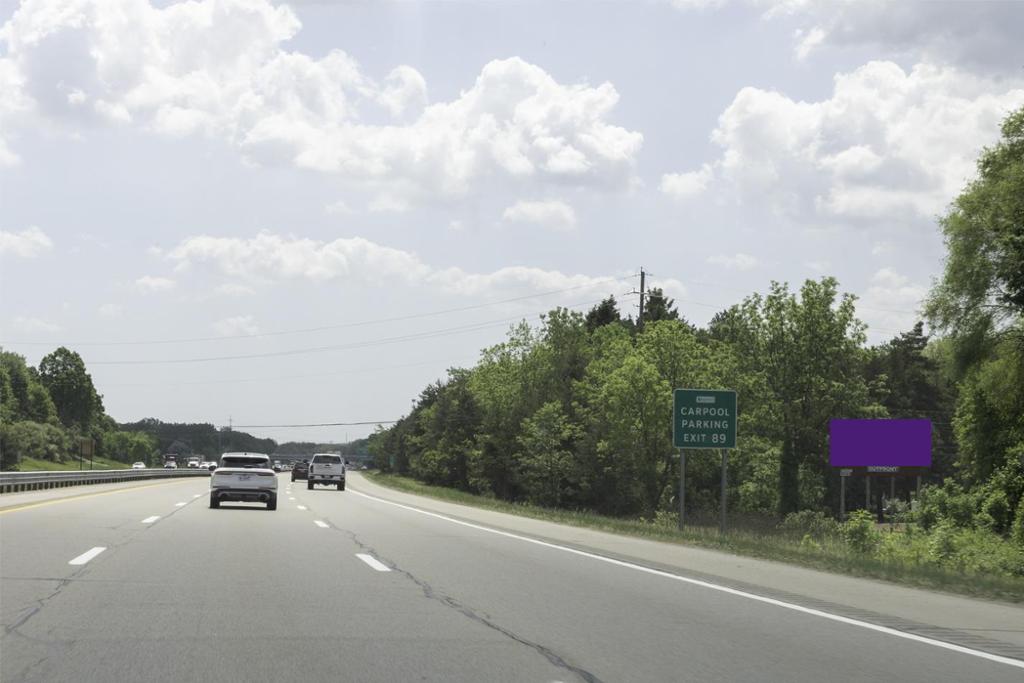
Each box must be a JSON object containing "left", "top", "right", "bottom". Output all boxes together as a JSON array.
[{"left": 369, "top": 106, "right": 1024, "bottom": 544}]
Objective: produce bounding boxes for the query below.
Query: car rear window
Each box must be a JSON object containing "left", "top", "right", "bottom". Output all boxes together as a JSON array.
[
  {"left": 221, "top": 457, "right": 268, "bottom": 468},
  {"left": 313, "top": 455, "right": 342, "bottom": 464}
]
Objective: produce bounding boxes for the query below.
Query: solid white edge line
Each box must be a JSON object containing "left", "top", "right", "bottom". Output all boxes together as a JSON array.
[
  {"left": 141, "top": 515, "right": 160, "bottom": 524},
  {"left": 348, "top": 489, "right": 1024, "bottom": 670},
  {"left": 69, "top": 546, "right": 106, "bottom": 565},
  {"left": 314, "top": 520, "right": 329, "bottom": 528},
  {"left": 356, "top": 553, "right": 391, "bottom": 572}
]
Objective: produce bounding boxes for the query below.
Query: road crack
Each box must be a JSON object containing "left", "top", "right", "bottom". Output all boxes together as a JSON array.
[{"left": 329, "top": 522, "right": 603, "bottom": 683}]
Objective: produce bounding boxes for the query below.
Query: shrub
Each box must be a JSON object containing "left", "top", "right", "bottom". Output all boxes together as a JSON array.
[
  {"left": 799, "top": 533, "right": 822, "bottom": 552},
  {"left": 779, "top": 510, "right": 840, "bottom": 539},
  {"left": 842, "top": 510, "right": 881, "bottom": 554},
  {"left": 1012, "top": 502, "right": 1024, "bottom": 548},
  {"left": 980, "top": 490, "right": 1011, "bottom": 534},
  {"left": 928, "top": 521, "right": 958, "bottom": 564}
]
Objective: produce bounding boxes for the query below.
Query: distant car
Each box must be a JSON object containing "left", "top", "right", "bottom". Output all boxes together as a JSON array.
[
  {"left": 132, "top": 462, "right": 146, "bottom": 469},
  {"left": 291, "top": 461, "right": 309, "bottom": 481},
  {"left": 164, "top": 462, "right": 177, "bottom": 469},
  {"left": 272, "top": 463, "right": 282, "bottom": 472},
  {"left": 207, "top": 462, "right": 217, "bottom": 471}
]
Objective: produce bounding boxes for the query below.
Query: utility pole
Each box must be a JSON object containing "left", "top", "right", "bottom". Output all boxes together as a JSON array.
[{"left": 630, "top": 267, "right": 647, "bottom": 330}]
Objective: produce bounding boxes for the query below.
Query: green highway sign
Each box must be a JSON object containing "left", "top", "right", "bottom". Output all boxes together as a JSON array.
[{"left": 673, "top": 389, "right": 737, "bottom": 449}]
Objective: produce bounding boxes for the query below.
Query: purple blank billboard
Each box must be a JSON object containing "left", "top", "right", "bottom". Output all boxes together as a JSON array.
[{"left": 829, "top": 419, "right": 932, "bottom": 468}]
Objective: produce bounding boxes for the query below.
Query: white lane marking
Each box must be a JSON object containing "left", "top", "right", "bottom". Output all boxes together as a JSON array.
[
  {"left": 296, "top": 505, "right": 307, "bottom": 511},
  {"left": 141, "top": 515, "right": 160, "bottom": 524},
  {"left": 174, "top": 502, "right": 187, "bottom": 507},
  {"left": 192, "top": 494, "right": 202, "bottom": 499},
  {"left": 356, "top": 553, "right": 390, "bottom": 572},
  {"left": 313, "top": 520, "right": 329, "bottom": 528},
  {"left": 288, "top": 497, "right": 295, "bottom": 501},
  {"left": 69, "top": 547, "right": 106, "bottom": 565},
  {"left": 348, "top": 489, "right": 1024, "bottom": 670}
]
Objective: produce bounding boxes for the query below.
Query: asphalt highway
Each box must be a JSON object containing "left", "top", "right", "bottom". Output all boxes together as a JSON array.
[{"left": 2, "top": 473, "right": 1022, "bottom": 682}]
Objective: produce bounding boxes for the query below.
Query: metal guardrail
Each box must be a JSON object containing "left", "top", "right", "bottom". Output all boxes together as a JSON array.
[{"left": 0, "top": 468, "right": 211, "bottom": 494}]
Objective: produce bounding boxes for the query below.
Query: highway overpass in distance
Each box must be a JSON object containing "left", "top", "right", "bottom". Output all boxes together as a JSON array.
[{"left": 2, "top": 472, "right": 1023, "bottom": 682}]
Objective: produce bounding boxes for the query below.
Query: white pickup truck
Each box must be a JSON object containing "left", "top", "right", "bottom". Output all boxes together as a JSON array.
[
  {"left": 209, "top": 452, "right": 278, "bottom": 510},
  {"left": 307, "top": 453, "right": 346, "bottom": 491}
]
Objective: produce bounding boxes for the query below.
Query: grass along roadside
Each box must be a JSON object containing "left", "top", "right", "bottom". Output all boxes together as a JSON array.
[
  {"left": 7, "top": 457, "right": 138, "bottom": 472},
  {"left": 366, "top": 472, "right": 1024, "bottom": 603}
]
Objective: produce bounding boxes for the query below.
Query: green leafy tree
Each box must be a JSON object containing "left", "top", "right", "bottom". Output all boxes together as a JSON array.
[
  {"left": 38, "top": 347, "right": 103, "bottom": 429},
  {"left": 0, "top": 351, "right": 58, "bottom": 423},
  {"left": 517, "top": 402, "right": 579, "bottom": 507},
  {"left": 0, "top": 420, "right": 72, "bottom": 467},
  {"left": 926, "top": 105, "right": 1024, "bottom": 489},
  {"left": 642, "top": 287, "right": 680, "bottom": 325},
  {"left": 585, "top": 296, "right": 622, "bottom": 332},
  {"left": 740, "top": 279, "right": 880, "bottom": 515}
]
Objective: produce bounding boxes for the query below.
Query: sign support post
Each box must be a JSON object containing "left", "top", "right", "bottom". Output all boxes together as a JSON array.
[
  {"left": 720, "top": 449, "right": 728, "bottom": 535},
  {"left": 865, "top": 477, "right": 870, "bottom": 512},
  {"left": 678, "top": 449, "right": 686, "bottom": 530}
]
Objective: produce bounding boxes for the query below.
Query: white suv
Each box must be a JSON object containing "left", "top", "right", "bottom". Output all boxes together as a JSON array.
[{"left": 210, "top": 453, "right": 278, "bottom": 510}]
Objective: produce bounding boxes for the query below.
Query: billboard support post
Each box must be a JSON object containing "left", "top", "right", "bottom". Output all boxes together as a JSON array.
[
  {"left": 865, "top": 477, "right": 870, "bottom": 512},
  {"left": 840, "top": 475, "right": 846, "bottom": 521}
]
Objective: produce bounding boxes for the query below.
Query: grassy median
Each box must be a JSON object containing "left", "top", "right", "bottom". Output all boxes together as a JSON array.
[{"left": 366, "top": 472, "right": 1024, "bottom": 603}]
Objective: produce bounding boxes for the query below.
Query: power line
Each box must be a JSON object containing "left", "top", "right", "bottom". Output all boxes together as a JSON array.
[
  {"left": 230, "top": 420, "right": 399, "bottom": 428},
  {"left": 0, "top": 276, "right": 637, "bottom": 347},
  {"left": 87, "top": 298, "right": 608, "bottom": 366},
  {"left": 101, "top": 357, "right": 478, "bottom": 387}
]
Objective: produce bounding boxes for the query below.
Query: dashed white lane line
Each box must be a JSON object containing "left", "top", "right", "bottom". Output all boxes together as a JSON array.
[
  {"left": 356, "top": 553, "right": 390, "bottom": 572},
  {"left": 296, "top": 505, "right": 308, "bottom": 511},
  {"left": 174, "top": 502, "right": 187, "bottom": 507},
  {"left": 192, "top": 494, "right": 202, "bottom": 499},
  {"left": 313, "top": 520, "right": 329, "bottom": 528},
  {"left": 69, "top": 547, "right": 106, "bottom": 565},
  {"left": 141, "top": 515, "right": 160, "bottom": 524},
  {"left": 348, "top": 489, "right": 1024, "bottom": 671},
  {"left": 288, "top": 497, "right": 296, "bottom": 501}
]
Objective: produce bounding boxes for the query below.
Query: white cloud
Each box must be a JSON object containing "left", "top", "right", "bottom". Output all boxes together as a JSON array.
[
  {"left": 0, "top": 226, "right": 53, "bottom": 258},
  {"left": 164, "top": 232, "right": 620, "bottom": 298},
  {"left": 214, "top": 282, "right": 255, "bottom": 297},
  {"left": 98, "top": 303, "right": 122, "bottom": 318},
  {"left": 11, "top": 315, "right": 60, "bottom": 333},
  {"left": 213, "top": 315, "right": 259, "bottom": 337},
  {"left": 501, "top": 200, "right": 577, "bottom": 231},
  {"left": 135, "top": 275, "right": 176, "bottom": 293},
  {"left": 659, "top": 164, "right": 713, "bottom": 199},
  {"left": 706, "top": 61, "right": 1024, "bottom": 226},
  {"left": 706, "top": 253, "right": 758, "bottom": 271},
  {"left": 870, "top": 241, "right": 893, "bottom": 256},
  {"left": 859, "top": 267, "right": 927, "bottom": 337},
  {"left": 324, "top": 200, "right": 353, "bottom": 216},
  {"left": 774, "top": 1, "right": 1024, "bottom": 74},
  {"left": 367, "top": 194, "right": 410, "bottom": 214},
  {"left": 0, "top": 1, "right": 642, "bottom": 202},
  {"left": 803, "top": 260, "right": 831, "bottom": 274},
  {"left": 669, "top": 0, "right": 727, "bottom": 10}
]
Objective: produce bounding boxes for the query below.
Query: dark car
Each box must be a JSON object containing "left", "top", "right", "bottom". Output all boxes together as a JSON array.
[{"left": 291, "top": 461, "right": 309, "bottom": 481}]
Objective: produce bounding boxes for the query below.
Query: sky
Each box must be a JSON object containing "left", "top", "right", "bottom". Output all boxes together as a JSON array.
[{"left": 1, "top": 0, "right": 1023, "bottom": 443}]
